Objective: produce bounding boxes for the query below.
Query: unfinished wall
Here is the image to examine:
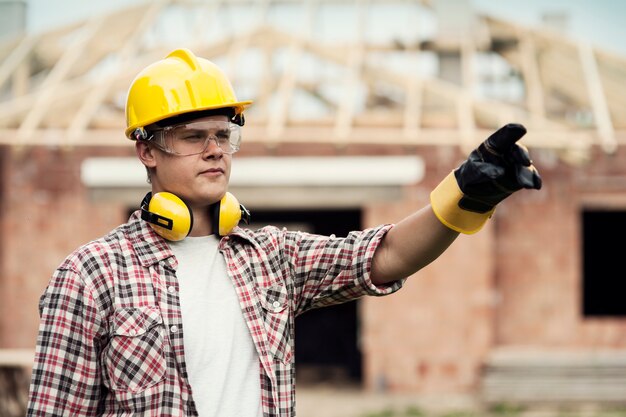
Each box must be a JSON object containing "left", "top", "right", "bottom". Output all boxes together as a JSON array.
[
  {"left": 495, "top": 147, "right": 626, "bottom": 348},
  {"left": 361, "top": 146, "right": 496, "bottom": 393},
  {"left": 0, "top": 146, "right": 133, "bottom": 348},
  {"left": 361, "top": 146, "right": 626, "bottom": 393},
  {"left": 2, "top": 143, "right": 626, "bottom": 396}
]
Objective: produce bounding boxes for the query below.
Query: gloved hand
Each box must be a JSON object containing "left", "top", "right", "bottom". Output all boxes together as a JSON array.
[
  {"left": 455, "top": 123, "right": 542, "bottom": 213},
  {"left": 430, "top": 123, "right": 542, "bottom": 234}
]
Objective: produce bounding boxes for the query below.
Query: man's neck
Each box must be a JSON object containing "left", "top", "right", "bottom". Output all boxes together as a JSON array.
[{"left": 188, "top": 206, "right": 214, "bottom": 236}]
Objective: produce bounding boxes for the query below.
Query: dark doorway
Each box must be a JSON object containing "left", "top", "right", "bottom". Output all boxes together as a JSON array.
[
  {"left": 250, "top": 208, "right": 363, "bottom": 385},
  {"left": 582, "top": 209, "right": 626, "bottom": 317}
]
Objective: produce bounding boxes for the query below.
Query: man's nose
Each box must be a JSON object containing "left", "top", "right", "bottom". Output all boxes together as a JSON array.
[{"left": 202, "top": 137, "right": 224, "bottom": 158}]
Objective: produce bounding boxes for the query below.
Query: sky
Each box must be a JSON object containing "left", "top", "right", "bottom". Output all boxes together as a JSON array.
[{"left": 20, "top": 0, "right": 626, "bottom": 57}]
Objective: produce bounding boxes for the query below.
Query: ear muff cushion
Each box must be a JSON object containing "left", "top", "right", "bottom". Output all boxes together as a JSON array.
[
  {"left": 146, "top": 192, "right": 193, "bottom": 241},
  {"left": 214, "top": 192, "right": 242, "bottom": 236}
]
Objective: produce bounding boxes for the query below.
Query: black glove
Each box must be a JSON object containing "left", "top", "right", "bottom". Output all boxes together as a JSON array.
[{"left": 455, "top": 123, "right": 542, "bottom": 214}]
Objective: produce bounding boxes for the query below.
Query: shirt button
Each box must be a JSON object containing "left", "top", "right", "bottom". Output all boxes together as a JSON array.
[
  {"left": 170, "top": 325, "right": 179, "bottom": 333},
  {"left": 272, "top": 301, "right": 282, "bottom": 311},
  {"left": 168, "top": 285, "right": 176, "bottom": 293}
]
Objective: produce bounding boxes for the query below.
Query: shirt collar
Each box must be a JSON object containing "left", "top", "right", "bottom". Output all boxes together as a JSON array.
[
  {"left": 125, "top": 211, "right": 259, "bottom": 267},
  {"left": 126, "top": 211, "right": 175, "bottom": 267}
]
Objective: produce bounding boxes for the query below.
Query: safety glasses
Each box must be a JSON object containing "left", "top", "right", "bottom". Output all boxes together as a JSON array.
[{"left": 150, "top": 120, "right": 242, "bottom": 156}]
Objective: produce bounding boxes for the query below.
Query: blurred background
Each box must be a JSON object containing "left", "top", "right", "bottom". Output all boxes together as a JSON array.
[{"left": 1, "top": 0, "right": 626, "bottom": 416}]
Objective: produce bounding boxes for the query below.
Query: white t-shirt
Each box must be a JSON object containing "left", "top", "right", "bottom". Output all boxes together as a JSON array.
[{"left": 169, "top": 235, "right": 262, "bottom": 417}]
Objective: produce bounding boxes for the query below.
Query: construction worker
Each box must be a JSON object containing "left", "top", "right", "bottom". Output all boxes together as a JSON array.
[{"left": 27, "top": 48, "right": 541, "bottom": 416}]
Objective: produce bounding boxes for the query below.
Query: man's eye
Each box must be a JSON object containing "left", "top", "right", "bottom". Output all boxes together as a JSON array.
[{"left": 183, "top": 133, "right": 205, "bottom": 141}]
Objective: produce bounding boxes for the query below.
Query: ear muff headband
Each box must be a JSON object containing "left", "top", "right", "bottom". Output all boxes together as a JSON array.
[{"left": 141, "top": 192, "right": 193, "bottom": 241}]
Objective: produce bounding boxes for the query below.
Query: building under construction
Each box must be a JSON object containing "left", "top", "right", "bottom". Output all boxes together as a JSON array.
[{"left": 1, "top": 0, "right": 626, "bottom": 412}]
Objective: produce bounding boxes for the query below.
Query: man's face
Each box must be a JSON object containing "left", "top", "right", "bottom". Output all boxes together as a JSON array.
[{"left": 138, "top": 114, "right": 233, "bottom": 209}]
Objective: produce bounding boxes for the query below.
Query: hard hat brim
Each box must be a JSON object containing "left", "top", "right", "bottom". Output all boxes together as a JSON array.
[{"left": 126, "top": 100, "right": 253, "bottom": 139}]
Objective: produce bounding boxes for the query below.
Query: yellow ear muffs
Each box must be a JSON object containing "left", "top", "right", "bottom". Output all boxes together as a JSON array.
[
  {"left": 210, "top": 192, "right": 251, "bottom": 236},
  {"left": 141, "top": 192, "right": 193, "bottom": 241}
]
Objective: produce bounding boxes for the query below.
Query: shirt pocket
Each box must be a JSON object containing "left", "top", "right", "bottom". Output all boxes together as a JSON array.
[
  {"left": 103, "top": 306, "right": 167, "bottom": 393},
  {"left": 258, "top": 283, "right": 293, "bottom": 364}
]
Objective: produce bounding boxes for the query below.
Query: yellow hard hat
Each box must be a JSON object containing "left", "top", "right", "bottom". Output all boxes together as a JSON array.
[{"left": 125, "top": 48, "right": 252, "bottom": 138}]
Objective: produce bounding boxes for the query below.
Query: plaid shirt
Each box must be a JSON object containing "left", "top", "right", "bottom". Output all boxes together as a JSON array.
[{"left": 28, "top": 211, "right": 403, "bottom": 416}]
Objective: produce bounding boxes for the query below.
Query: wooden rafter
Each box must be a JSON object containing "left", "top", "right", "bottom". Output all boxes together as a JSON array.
[
  {"left": 458, "top": 38, "right": 476, "bottom": 151},
  {"left": 226, "top": 0, "right": 270, "bottom": 80},
  {"left": 579, "top": 40, "right": 616, "bottom": 153},
  {"left": 16, "top": 16, "right": 105, "bottom": 143},
  {"left": 518, "top": 31, "right": 546, "bottom": 122},
  {"left": 333, "top": 0, "right": 367, "bottom": 141},
  {"left": 266, "top": 0, "right": 317, "bottom": 140},
  {"left": 65, "top": 1, "right": 167, "bottom": 146},
  {"left": 0, "top": 0, "right": 622, "bottom": 160},
  {"left": 0, "top": 34, "right": 38, "bottom": 93}
]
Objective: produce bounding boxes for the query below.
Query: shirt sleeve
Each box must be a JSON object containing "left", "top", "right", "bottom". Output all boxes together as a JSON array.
[
  {"left": 27, "top": 267, "right": 104, "bottom": 416},
  {"left": 283, "top": 224, "right": 405, "bottom": 315}
]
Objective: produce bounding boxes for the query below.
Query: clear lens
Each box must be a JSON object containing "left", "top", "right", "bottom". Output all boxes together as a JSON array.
[{"left": 155, "top": 121, "right": 241, "bottom": 156}]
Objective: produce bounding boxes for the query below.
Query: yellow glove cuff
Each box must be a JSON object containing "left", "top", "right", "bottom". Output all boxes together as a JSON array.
[{"left": 430, "top": 171, "right": 495, "bottom": 234}]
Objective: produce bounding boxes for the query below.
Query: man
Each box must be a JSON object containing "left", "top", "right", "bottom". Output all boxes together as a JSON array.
[{"left": 27, "top": 48, "right": 541, "bottom": 416}]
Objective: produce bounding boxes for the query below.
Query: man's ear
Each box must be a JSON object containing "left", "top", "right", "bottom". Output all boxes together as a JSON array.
[{"left": 136, "top": 141, "right": 157, "bottom": 168}]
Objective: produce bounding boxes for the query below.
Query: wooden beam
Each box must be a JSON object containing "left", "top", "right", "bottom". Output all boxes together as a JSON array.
[
  {"left": 11, "top": 58, "right": 30, "bottom": 98},
  {"left": 0, "top": 37, "right": 239, "bottom": 127},
  {"left": 403, "top": 60, "right": 423, "bottom": 140},
  {"left": 1, "top": 127, "right": 613, "bottom": 151},
  {"left": 458, "top": 38, "right": 476, "bottom": 150},
  {"left": 254, "top": 39, "right": 276, "bottom": 119},
  {"left": 65, "top": 2, "right": 166, "bottom": 146},
  {"left": 226, "top": 0, "right": 270, "bottom": 79},
  {"left": 266, "top": 0, "right": 317, "bottom": 140},
  {"left": 0, "top": 349, "right": 34, "bottom": 367},
  {"left": 16, "top": 17, "right": 105, "bottom": 145},
  {"left": 518, "top": 31, "right": 546, "bottom": 122},
  {"left": 333, "top": 0, "right": 367, "bottom": 141},
  {"left": 579, "top": 40, "right": 616, "bottom": 153},
  {"left": 0, "top": 35, "right": 38, "bottom": 92}
]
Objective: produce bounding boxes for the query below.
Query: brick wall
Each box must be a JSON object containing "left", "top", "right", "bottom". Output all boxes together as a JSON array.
[
  {"left": 0, "top": 146, "right": 133, "bottom": 348},
  {"left": 361, "top": 146, "right": 626, "bottom": 393},
  {"left": 2, "top": 143, "right": 626, "bottom": 395}
]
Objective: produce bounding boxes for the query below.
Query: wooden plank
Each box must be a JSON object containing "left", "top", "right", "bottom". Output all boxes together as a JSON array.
[
  {"left": 0, "top": 34, "right": 38, "bottom": 92},
  {"left": 266, "top": 0, "right": 317, "bottom": 140},
  {"left": 518, "top": 31, "right": 546, "bottom": 121},
  {"left": 0, "top": 349, "right": 34, "bottom": 367},
  {"left": 0, "top": 126, "right": 610, "bottom": 150},
  {"left": 403, "top": 62, "right": 423, "bottom": 140},
  {"left": 16, "top": 16, "right": 105, "bottom": 145},
  {"left": 458, "top": 38, "right": 476, "bottom": 150},
  {"left": 11, "top": 59, "right": 30, "bottom": 98},
  {"left": 333, "top": 0, "right": 367, "bottom": 141},
  {"left": 579, "top": 40, "right": 616, "bottom": 153},
  {"left": 482, "top": 350, "right": 626, "bottom": 403},
  {"left": 65, "top": 1, "right": 166, "bottom": 146},
  {"left": 226, "top": 0, "right": 269, "bottom": 79}
]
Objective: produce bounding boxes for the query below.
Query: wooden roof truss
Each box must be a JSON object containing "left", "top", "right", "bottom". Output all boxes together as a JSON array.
[{"left": 0, "top": 0, "right": 624, "bottom": 163}]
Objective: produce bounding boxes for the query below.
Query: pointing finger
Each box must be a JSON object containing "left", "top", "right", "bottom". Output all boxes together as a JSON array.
[{"left": 485, "top": 124, "right": 527, "bottom": 155}]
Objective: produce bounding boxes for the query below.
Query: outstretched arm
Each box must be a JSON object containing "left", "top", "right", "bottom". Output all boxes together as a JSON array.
[
  {"left": 371, "top": 205, "right": 458, "bottom": 284},
  {"left": 371, "top": 124, "right": 542, "bottom": 285}
]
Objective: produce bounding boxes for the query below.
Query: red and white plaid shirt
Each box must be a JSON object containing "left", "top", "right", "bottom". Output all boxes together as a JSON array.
[{"left": 28, "top": 211, "right": 403, "bottom": 416}]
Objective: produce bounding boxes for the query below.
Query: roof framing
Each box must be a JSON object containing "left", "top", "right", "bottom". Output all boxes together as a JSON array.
[{"left": 0, "top": 0, "right": 624, "bottom": 163}]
